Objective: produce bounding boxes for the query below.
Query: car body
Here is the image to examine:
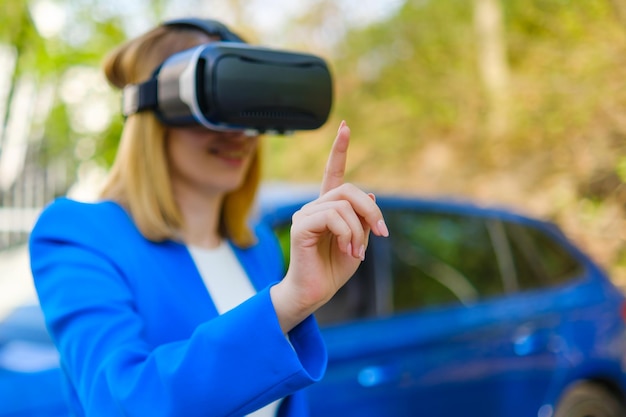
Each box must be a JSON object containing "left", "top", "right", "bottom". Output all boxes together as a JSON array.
[
  {"left": 2, "top": 187, "right": 626, "bottom": 416},
  {"left": 256, "top": 185, "right": 626, "bottom": 417},
  {"left": 0, "top": 304, "right": 67, "bottom": 417}
]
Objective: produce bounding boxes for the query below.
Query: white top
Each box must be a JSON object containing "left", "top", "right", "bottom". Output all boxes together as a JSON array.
[
  {"left": 188, "top": 242, "right": 256, "bottom": 315},
  {"left": 187, "top": 242, "right": 281, "bottom": 417}
]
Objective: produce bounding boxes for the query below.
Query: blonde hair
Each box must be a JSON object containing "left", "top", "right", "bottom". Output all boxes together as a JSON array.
[{"left": 100, "top": 25, "right": 260, "bottom": 247}]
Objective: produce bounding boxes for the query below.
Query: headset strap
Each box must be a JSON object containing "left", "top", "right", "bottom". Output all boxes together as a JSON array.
[
  {"left": 162, "top": 18, "right": 246, "bottom": 43},
  {"left": 122, "top": 79, "right": 157, "bottom": 116}
]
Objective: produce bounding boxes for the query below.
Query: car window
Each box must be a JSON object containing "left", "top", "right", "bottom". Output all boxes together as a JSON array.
[
  {"left": 268, "top": 205, "right": 586, "bottom": 324},
  {"left": 271, "top": 221, "right": 292, "bottom": 269},
  {"left": 383, "top": 209, "right": 504, "bottom": 312},
  {"left": 503, "top": 222, "right": 586, "bottom": 290}
]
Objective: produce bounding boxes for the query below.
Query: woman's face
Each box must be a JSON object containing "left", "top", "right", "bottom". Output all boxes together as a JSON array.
[{"left": 166, "top": 125, "right": 259, "bottom": 197}]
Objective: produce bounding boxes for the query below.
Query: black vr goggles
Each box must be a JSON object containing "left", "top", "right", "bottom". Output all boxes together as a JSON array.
[{"left": 122, "top": 18, "right": 333, "bottom": 134}]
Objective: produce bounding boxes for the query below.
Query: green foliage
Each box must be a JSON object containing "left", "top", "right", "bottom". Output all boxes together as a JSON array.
[
  {"left": 263, "top": 0, "right": 626, "bottom": 286},
  {"left": 1, "top": 0, "right": 127, "bottom": 188},
  {"left": 41, "top": 102, "right": 74, "bottom": 161},
  {"left": 335, "top": 0, "right": 478, "bottom": 138}
]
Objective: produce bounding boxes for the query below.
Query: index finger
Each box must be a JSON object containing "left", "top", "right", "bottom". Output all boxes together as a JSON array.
[{"left": 320, "top": 120, "right": 350, "bottom": 196}]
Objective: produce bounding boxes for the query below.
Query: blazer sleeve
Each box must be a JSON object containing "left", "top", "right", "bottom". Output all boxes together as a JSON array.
[{"left": 29, "top": 199, "right": 327, "bottom": 417}]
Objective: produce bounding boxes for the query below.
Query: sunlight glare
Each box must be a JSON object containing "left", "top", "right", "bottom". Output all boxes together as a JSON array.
[{"left": 30, "top": 0, "right": 67, "bottom": 39}]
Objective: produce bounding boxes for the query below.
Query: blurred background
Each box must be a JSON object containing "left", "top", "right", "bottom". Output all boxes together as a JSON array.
[{"left": 1, "top": 0, "right": 626, "bottom": 317}]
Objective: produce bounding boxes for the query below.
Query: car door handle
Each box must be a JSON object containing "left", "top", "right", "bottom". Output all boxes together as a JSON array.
[{"left": 358, "top": 364, "right": 400, "bottom": 387}]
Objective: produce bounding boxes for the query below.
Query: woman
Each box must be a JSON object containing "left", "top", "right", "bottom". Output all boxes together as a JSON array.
[{"left": 29, "top": 18, "right": 388, "bottom": 417}]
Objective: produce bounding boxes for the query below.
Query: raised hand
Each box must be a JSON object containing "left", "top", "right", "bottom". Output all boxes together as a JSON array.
[{"left": 270, "top": 121, "right": 389, "bottom": 334}]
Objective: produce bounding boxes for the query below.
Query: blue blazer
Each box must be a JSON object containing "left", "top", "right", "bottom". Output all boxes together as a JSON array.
[{"left": 29, "top": 198, "right": 327, "bottom": 417}]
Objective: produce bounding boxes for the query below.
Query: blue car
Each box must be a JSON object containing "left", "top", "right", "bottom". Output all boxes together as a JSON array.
[
  {"left": 257, "top": 188, "right": 626, "bottom": 417},
  {"left": 0, "top": 304, "right": 67, "bottom": 416},
  {"left": 2, "top": 189, "right": 626, "bottom": 416}
]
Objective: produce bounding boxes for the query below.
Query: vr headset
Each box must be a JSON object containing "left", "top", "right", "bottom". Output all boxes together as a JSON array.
[{"left": 122, "top": 18, "right": 333, "bottom": 134}]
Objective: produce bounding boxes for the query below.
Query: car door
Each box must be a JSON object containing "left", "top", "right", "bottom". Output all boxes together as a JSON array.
[{"left": 305, "top": 205, "right": 523, "bottom": 417}]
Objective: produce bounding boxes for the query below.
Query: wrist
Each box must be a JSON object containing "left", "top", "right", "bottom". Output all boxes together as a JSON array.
[{"left": 270, "top": 280, "right": 317, "bottom": 334}]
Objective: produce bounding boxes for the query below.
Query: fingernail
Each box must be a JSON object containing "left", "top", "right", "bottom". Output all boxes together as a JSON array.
[
  {"left": 359, "top": 245, "right": 365, "bottom": 261},
  {"left": 368, "top": 193, "right": 376, "bottom": 202},
  {"left": 338, "top": 120, "right": 346, "bottom": 133},
  {"left": 377, "top": 219, "right": 389, "bottom": 237}
]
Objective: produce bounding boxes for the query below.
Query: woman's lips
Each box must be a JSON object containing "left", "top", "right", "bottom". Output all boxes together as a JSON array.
[{"left": 209, "top": 147, "right": 250, "bottom": 165}]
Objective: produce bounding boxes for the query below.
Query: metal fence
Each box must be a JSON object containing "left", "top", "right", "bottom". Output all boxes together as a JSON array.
[{"left": 0, "top": 144, "right": 69, "bottom": 252}]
